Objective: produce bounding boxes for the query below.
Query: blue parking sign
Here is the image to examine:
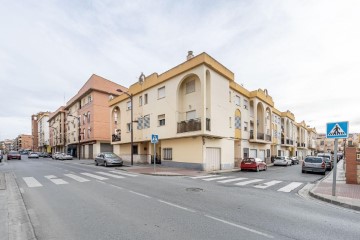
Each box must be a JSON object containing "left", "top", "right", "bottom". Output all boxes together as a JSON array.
[{"left": 326, "top": 121, "right": 349, "bottom": 139}]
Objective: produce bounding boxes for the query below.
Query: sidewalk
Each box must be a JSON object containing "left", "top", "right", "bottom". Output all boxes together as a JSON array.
[{"left": 309, "top": 160, "right": 360, "bottom": 211}]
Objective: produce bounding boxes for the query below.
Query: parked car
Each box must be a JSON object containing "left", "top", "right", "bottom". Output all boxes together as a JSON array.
[
  {"left": 28, "top": 152, "right": 39, "bottom": 158},
  {"left": 290, "top": 156, "right": 299, "bottom": 165},
  {"left": 95, "top": 152, "right": 123, "bottom": 167},
  {"left": 0, "top": 153, "right": 3, "bottom": 162},
  {"left": 52, "top": 152, "right": 61, "bottom": 160},
  {"left": 273, "top": 156, "right": 291, "bottom": 166},
  {"left": 58, "top": 153, "right": 73, "bottom": 160},
  {"left": 319, "top": 156, "right": 332, "bottom": 170},
  {"left": 7, "top": 151, "right": 21, "bottom": 160},
  {"left": 240, "top": 158, "right": 267, "bottom": 172},
  {"left": 302, "top": 156, "right": 326, "bottom": 175},
  {"left": 40, "top": 152, "right": 51, "bottom": 158},
  {"left": 317, "top": 153, "right": 333, "bottom": 163}
]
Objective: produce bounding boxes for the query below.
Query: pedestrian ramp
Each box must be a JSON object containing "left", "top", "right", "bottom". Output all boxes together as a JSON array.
[
  {"left": 189, "top": 175, "right": 303, "bottom": 193},
  {"left": 21, "top": 171, "right": 138, "bottom": 188}
]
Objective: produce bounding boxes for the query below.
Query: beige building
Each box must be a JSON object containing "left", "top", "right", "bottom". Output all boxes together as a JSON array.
[
  {"left": 109, "top": 52, "right": 316, "bottom": 170},
  {"left": 37, "top": 112, "right": 51, "bottom": 152},
  {"left": 31, "top": 112, "right": 49, "bottom": 152},
  {"left": 64, "top": 74, "right": 127, "bottom": 158},
  {"left": 48, "top": 106, "right": 66, "bottom": 153}
]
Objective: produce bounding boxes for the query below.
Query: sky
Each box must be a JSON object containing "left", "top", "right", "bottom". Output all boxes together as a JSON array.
[{"left": 0, "top": 0, "right": 359, "bottom": 140}]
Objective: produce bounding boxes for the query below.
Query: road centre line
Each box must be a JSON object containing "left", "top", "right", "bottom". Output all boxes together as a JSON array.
[
  {"left": 158, "top": 200, "right": 196, "bottom": 213},
  {"left": 129, "top": 190, "right": 152, "bottom": 198},
  {"left": 205, "top": 215, "right": 274, "bottom": 239}
]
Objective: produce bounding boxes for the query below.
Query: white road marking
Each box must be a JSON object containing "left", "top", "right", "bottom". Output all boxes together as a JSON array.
[
  {"left": 23, "top": 177, "right": 42, "bottom": 188},
  {"left": 129, "top": 190, "right": 151, "bottom": 198},
  {"left": 96, "top": 172, "right": 125, "bottom": 179},
  {"left": 190, "top": 175, "right": 217, "bottom": 179},
  {"left": 64, "top": 174, "right": 90, "bottom": 182},
  {"left": 45, "top": 175, "right": 68, "bottom": 185},
  {"left": 277, "top": 182, "right": 303, "bottom": 192},
  {"left": 158, "top": 200, "right": 196, "bottom": 213},
  {"left": 81, "top": 173, "right": 108, "bottom": 180},
  {"left": 202, "top": 176, "right": 232, "bottom": 181},
  {"left": 109, "top": 171, "right": 138, "bottom": 177},
  {"left": 205, "top": 215, "right": 274, "bottom": 239},
  {"left": 235, "top": 179, "right": 264, "bottom": 186},
  {"left": 218, "top": 177, "right": 248, "bottom": 183},
  {"left": 254, "top": 180, "right": 283, "bottom": 189}
]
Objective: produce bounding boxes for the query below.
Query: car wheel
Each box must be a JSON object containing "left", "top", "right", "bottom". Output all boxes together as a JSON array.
[
  {"left": 95, "top": 160, "right": 98, "bottom": 166},
  {"left": 302, "top": 170, "right": 305, "bottom": 173},
  {"left": 322, "top": 171, "right": 326, "bottom": 175},
  {"left": 104, "top": 161, "right": 108, "bottom": 167}
]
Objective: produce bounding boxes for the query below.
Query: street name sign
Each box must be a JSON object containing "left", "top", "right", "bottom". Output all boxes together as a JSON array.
[
  {"left": 151, "top": 134, "right": 159, "bottom": 144},
  {"left": 326, "top": 121, "right": 349, "bottom": 139}
]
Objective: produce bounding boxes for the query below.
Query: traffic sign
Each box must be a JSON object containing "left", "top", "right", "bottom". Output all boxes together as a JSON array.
[
  {"left": 151, "top": 134, "right": 159, "bottom": 144},
  {"left": 326, "top": 121, "right": 349, "bottom": 139}
]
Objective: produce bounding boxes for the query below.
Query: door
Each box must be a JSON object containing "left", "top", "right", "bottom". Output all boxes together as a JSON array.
[
  {"left": 100, "top": 143, "right": 113, "bottom": 153},
  {"left": 206, "top": 147, "right": 221, "bottom": 171},
  {"left": 250, "top": 149, "right": 257, "bottom": 158},
  {"left": 89, "top": 144, "right": 93, "bottom": 159},
  {"left": 259, "top": 150, "right": 265, "bottom": 161}
]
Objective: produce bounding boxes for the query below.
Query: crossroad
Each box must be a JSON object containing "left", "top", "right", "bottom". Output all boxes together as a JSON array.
[
  {"left": 21, "top": 170, "right": 138, "bottom": 188},
  {"left": 189, "top": 175, "right": 304, "bottom": 193}
]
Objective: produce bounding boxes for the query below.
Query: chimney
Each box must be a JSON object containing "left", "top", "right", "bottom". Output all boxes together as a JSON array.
[{"left": 187, "top": 51, "right": 194, "bottom": 60}]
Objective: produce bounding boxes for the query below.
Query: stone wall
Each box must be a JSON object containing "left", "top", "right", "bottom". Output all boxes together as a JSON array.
[{"left": 345, "top": 147, "right": 360, "bottom": 184}]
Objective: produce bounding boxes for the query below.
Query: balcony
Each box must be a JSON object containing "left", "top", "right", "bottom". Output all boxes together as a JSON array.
[
  {"left": 249, "top": 131, "right": 271, "bottom": 143},
  {"left": 177, "top": 118, "right": 210, "bottom": 133},
  {"left": 112, "top": 133, "right": 121, "bottom": 142},
  {"left": 281, "top": 138, "right": 294, "bottom": 146},
  {"left": 297, "top": 142, "right": 306, "bottom": 148}
]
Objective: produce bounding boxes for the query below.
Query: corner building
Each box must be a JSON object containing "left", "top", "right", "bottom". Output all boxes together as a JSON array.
[{"left": 110, "top": 52, "right": 316, "bottom": 170}]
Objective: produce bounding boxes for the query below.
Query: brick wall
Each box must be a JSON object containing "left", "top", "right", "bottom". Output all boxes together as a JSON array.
[{"left": 345, "top": 147, "right": 360, "bottom": 184}]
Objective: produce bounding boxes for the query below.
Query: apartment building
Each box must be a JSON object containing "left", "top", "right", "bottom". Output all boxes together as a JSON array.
[
  {"left": 317, "top": 133, "right": 359, "bottom": 154},
  {"left": 48, "top": 106, "right": 66, "bottom": 153},
  {"left": 38, "top": 112, "right": 51, "bottom": 152},
  {"left": 109, "top": 52, "right": 317, "bottom": 170},
  {"left": 31, "top": 111, "right": 50, "bottom": 152},
  {"left": 14, "top": 134, "right": 33, "bottom": 151},
  {"left": 64, "top": 74, "right": 127, "bottom": 159}
]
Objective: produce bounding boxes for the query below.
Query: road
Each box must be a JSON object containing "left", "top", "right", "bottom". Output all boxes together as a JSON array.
[{"left": 1, "top": 156, "right": 360, "bottom": 240}]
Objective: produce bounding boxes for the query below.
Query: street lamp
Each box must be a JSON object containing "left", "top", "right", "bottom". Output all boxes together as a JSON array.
[
  {"left": 68, "top": 114, "right": 81, "bottom": 160},
  {"left": 116, "top": 89, "right": 133, "bottom": 165}
]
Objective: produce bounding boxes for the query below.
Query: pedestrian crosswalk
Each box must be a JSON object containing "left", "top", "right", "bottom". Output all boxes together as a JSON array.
[
  {"left": 189, "top": 175, "right": 304, "bottom": 193},
  {"left": 21, "top": 171, "right": 138, "bottom": 188}
]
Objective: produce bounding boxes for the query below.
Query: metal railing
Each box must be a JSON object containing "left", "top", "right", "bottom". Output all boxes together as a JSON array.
[
  {"left": 112, "top": 133, "right": 121, "bottom": 142},
  {"left": 177, "top": 118, "right": 205, "bottom": 133}
]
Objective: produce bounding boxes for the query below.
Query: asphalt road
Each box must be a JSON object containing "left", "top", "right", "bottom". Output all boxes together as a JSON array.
[{"left": 1, "top": 156, "right": 360, "bottom": 240}]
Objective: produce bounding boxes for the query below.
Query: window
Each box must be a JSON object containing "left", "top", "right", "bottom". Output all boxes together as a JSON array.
[
  {"left": 139, "top": 96, "right": 143, "bottom": 106},
  {"left": 127, "top": 123, "right": 131, "bottom": 132},
  {"left": 244, "top": 122, "right": 248, "bottom": 131},
  {"left": 163, "top": 148, "right": 172, "bottom": 160},
  {"left": 186, "top": 80, "right": 195, "bottom": 94},
  {"left": 82, "top": 115, "right": 85, "bottom": 125},
  {"left": 235, "top": 116, "right": 241, "bottom": 129},
  {"left": 158, "top": 86, "right": 165, "bottom": 99},
  {"left": 83, "top": 128, "right": 85, "bottom": 139},
  {"left": 133, "top": 145, "right": 138, "bottom": 155},
  {"left": 87, "top": 112, "right": 90, "bottom": 123},
  {"left": 87, "top": 127, "right": 91, "bottom": 138},
  {"left": 144, "top": 94, "right": 148, "bottom": 104},
  {"left": 229, "top": 117, "right": 232, "bottom": 128},
  {"left": 143, "top": 115, "right": 150, "bottom": 129},
  {"left": 235, "top": 95, "right": 241, "bottom": 106},
  {"left": 137, "top": 117, "right": 143, "bottom": 130},
  {"left": 158, "top": 114, "right": 165, "bottom": 126},
  {"left": 88, "top": 95, "right": 92, "bottom": 103},
  {"left": 244, "top": 99, "right": 249, "bottom": 109},
  {"left": 229, "top": 91, "right": 232, "bottom": 102},
  {"left": 186, "top": 110, "right": 196, "bottom": 121},
  {"left": 127, "top": 101, "right": 132, "bottom": 110}
]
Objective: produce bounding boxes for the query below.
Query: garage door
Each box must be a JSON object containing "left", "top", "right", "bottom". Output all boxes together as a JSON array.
[
  {"left": 250, "top": 149, "right": 257, "bottom": 158},
  {"left": 259, "top": 150, "right": 265, "bottom": 161},
  {"left": 206, "top": 147, "right": 221, "bottom": 171},
  {"left": 100, "top": 143, "right": 113, "bottom": 153}
]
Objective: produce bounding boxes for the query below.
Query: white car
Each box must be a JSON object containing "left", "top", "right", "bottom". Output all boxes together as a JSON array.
[
  {"left": 273, "top": 156, "right": 292, "bottom": 166},
  {"left": 58, "top": 153, "right": 73, "bottom": 160}
]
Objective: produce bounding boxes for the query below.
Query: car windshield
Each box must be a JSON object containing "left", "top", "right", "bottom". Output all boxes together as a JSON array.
[
  {"left": 305, "top": 157, "right": 322, "bottom": 163},
  {"left": 9, "top": 151, "right": 18, "bottom": 154},
  {"left": 243, "top": 158, "right": 255, "bottom": 162},
  {"left": 275, "top": 157, "right": 285, "bottom": 160},
  {"left": 104, "top": 153, "right": 118, "bottom": 158}
]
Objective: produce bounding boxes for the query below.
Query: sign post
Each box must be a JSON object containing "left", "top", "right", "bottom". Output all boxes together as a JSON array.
[
  {"left": 151, "top": 134, "right": 159, "bottom": 173},
  {"left": 326, "top": 121, "right": 349, "bottom": 196}
]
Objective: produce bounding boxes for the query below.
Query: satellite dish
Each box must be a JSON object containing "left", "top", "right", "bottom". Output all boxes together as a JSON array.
[
  {"left": 109, "top": 95, "right": 114, "bottom": 100},
  {"left": 138, "top": 72, "right": 145, "bottom": 84}
]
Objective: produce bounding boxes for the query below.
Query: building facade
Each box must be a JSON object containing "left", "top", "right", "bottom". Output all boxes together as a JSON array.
[
  {"left": 48, "top": 106, "right": 66, "bottom": 153},
  {"left": 38, "top": 112, "right": 50, "bottom": 152},
  {"left": 15, "top": 134, "right": 33, "bottom": 151},
  {"left": 64, "top": 74, "right": 127, "bottom": 159},
  {"left": 109, "top": 52, "right": 317, "bottom": 170}
]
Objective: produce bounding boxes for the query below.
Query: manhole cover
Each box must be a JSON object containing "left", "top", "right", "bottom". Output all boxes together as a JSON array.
[{"left": 186, "top": 187, "right": 203, "bottom": 192}]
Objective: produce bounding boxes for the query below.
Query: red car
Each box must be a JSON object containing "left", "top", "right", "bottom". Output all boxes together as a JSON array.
[
  {"left": 7, "top": 151, "right": 21, "bottom": 160},
  {"left": 240, "top": 158, "right": 267, "bottom": 171}
]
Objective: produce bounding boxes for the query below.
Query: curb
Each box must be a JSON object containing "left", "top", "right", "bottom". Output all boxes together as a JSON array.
[
  {"left": 141, "top": 172, "right": 185, "bottom": 176},
  {"left": 308, "top": 190, "right": 360, "bottom": 212}
]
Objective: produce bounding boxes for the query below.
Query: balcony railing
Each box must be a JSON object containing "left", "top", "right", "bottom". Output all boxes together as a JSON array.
[
  {"left": 250, "top": 130, "right": 254, "bottom": 139},
  {"left": 112, "top": 133, "right": 121, "bottom": 142},
  {"left": 257, "top": 132, "right": 264, "bottom": 140},
  {"left": 265, "top": 134, "right": 272, "bottom": 141},
  {"left": 177, "top": 118, "right": 206, "bottom": 133}
]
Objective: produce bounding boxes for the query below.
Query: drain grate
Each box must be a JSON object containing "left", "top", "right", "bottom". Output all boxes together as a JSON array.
[{"left": 186, "top": 187, "right": 203, "bottom": 192}]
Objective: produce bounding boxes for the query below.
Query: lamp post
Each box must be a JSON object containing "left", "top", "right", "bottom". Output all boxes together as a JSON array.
[
  {"left": 68, "top": 114, "right": 81, "bottom": 160},
  {"left": 116, "top": 89, "right": 133, "bottom": 165}
]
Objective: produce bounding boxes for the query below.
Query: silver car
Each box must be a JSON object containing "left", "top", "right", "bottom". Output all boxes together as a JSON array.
[
  {"left": 302, "top": 156, "right": 326, "bottom": 175},
  {"left": 95, "top": 152, "right": 123, "bottom": 167},
  {"left": 58, "top": 153, "right": 73, "bottom": 160},
  {"left": 273, "top": 156, "right": 292, "bottom": 166}
]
